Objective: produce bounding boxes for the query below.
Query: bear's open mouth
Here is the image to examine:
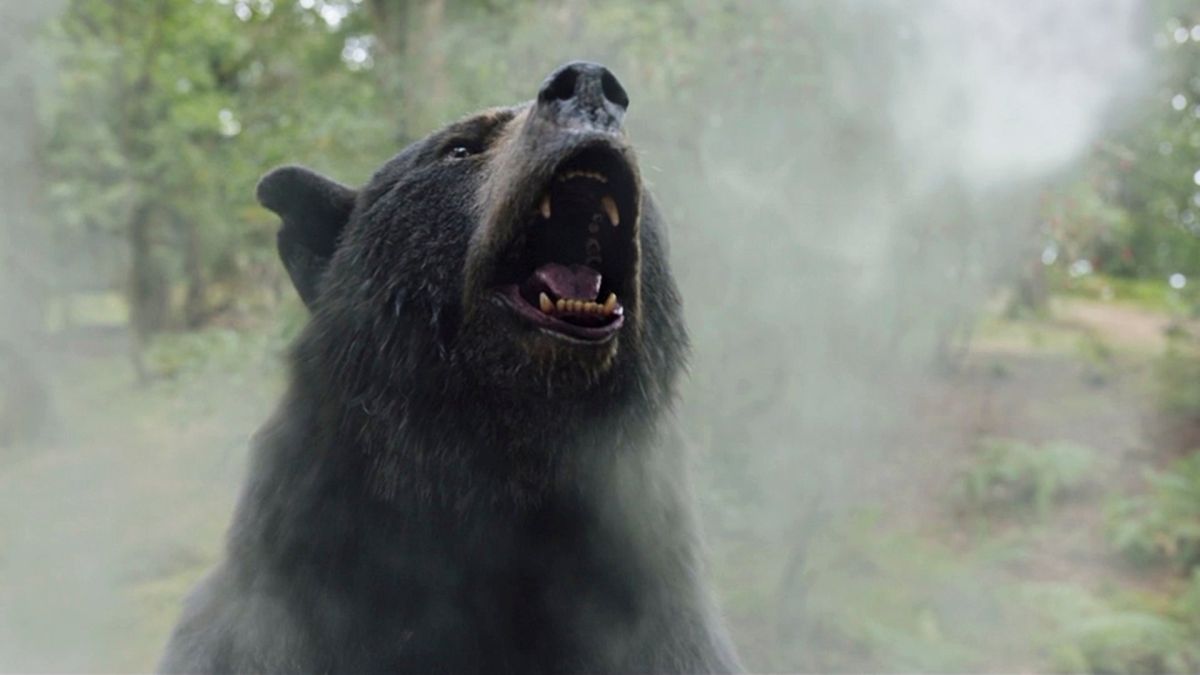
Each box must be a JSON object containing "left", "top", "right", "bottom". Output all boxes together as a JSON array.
[{"left": 492, "top": 144, "right": 639, "bottom": 342}]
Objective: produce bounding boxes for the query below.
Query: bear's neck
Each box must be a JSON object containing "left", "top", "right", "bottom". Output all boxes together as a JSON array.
[
  {"left": 226, "top": 371, "right": 702, "bottom": 661},
  {"left": 232, "top": 359, "right": 683, "bottom": 560}
]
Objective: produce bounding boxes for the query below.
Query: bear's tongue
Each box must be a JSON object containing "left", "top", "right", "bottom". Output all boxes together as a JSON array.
[{"left": 524, "top": 262, "right": 602, "bottom": 300}]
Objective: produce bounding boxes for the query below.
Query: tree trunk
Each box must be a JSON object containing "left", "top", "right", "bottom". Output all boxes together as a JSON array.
[
  {"left": 365, "top": 0, "right": 416, "bottom": 134},
  {"left": 114, "top": 0, "right": 170, "bottom": 380},
  {"left": 182, "top": 216, "right": 207, "bottom": 328},
  {"left": 128, "top": 201, "right": 167, "bottom": 381},
  {"left": 1007, "top": 256, "right": 1049, "bottom": 318}
]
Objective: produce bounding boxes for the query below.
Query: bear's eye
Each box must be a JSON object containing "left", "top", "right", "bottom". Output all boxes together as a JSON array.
[{"left": 444, "top": 141, "right": 482, "bottom": 160}]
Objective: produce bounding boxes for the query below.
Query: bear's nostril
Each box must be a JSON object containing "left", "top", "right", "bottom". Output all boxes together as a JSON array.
[
  {"left": 600, "top": 70, "right": 628, "bottom": 110},
  {"left": 543, "top": 67, "right": 579, "bottom": 103}
]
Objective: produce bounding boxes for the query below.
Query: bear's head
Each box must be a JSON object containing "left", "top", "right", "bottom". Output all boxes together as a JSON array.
[{"left": 257, "top": 62, "right": 684, "bottom": 444}]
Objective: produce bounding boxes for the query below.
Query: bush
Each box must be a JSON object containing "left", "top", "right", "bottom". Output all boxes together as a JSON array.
[
  {"left": 773, "top": 510, "right": 1002, "bottom": 672},
  {"left": 956, "top": 438, "right": 1099, "bottom": 517},
  {"left": 1155, "top": 339, "right": 1200, "bottom": 421},
  {"left": 1108, "top": 452, "right": 1200, "bottom": 570},
  {"left": 1025, "top": 583, "right": 1200, "bottom": 674}
]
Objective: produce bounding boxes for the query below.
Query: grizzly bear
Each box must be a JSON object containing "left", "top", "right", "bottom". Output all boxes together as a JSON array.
[{"left": 159, "top": 61, "right": 741, "bottom": 674}]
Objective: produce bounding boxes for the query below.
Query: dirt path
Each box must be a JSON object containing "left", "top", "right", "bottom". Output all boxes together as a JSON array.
[{"left": 1054, "top": 297, "right": 1182, "bottom": 351}]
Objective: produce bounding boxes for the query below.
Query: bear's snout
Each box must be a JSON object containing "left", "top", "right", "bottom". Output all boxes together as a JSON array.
[{"left": 535, "top": 61, "right": 628, "bottom": 134}]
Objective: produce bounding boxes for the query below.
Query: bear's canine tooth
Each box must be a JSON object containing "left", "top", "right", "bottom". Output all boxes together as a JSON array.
[
  {"left": 540, "top": 194, "right": 551, "bottom": 219},
  {"left": 603, "top": 293, "right": 617, "bottom": 313},
  {"left": 539, "top": 293, "right": 554, "bottom": 313},
  {"left": 600, "top": 195, "right": 619, "bottom": 227}
]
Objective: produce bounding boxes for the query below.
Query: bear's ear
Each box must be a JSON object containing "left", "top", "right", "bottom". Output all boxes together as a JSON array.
[{"left": 256, "top": 166, "right": 357, "bottom": 309}]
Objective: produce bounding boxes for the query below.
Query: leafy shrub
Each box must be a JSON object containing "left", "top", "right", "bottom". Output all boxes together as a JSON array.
[
  {"left": 773, "top": 510, "right": 1004, "bottom": 673},
  {"left": 1108, "top": 452, "right": 1200, "bottom": 570},
  {"left": 145, "top": 329, "right": 250, "bottom": 379},
  {"left": 1025, "top": 583, "right": 1200, "bottom": 674},
  {"left": 1180, "top": 569, "right": 1200, "bottom": 630},
  {"left": 1155, "top": 339, "right": 1200, "bottom": 421},
  {"left": 956, "top": 438, "right": 1098, "bottom": 516}
]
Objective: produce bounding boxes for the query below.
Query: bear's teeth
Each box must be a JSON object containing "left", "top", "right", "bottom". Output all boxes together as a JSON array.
[
  {"left": 540, "top": 296, "right": 618, "bottom": 317},
  {"left": 600, "top": 196, "right": 619, "bottom": 227},
  {"left": 540, "top": 194, "right": 551, "bottom": 219}
]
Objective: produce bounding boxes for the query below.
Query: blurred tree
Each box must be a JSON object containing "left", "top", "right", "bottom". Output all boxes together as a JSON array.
[
  {"left": 43, "top": 0, "right": 388, "bottom": 377},
  {"left": 1053, "top": 2, "right": 1200, "bottom": 284},
  {"left": 0, "top": 0, "right": 63, "bottom": 442}
]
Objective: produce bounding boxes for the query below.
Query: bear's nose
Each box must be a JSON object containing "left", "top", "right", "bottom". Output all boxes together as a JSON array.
[{"left": 537, "top": 61, "right": 628, "bottom": 131}]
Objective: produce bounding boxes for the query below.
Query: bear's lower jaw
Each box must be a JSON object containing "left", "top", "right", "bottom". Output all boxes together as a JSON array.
[
  {"left": 495, "top": 289, "right": 624, "bottom": 343},
  {"left": 493, "top": 263, "right": 625, "bottom": 343}
]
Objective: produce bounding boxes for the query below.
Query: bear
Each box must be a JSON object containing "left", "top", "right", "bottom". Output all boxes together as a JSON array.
[{"left": 158, "top": 61, "right": 742, "bottom": 674}]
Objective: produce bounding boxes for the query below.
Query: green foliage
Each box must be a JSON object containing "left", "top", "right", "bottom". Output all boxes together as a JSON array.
[
  {"left": 1155, "top": 337, "right": 1200, "bottom": 419},
  {"left": 145, "top": 329, "right": 254, "bottom": 379},
  {"left": 1042, "top": 4, "right": 1200, "bottom": 291},
  {"left": 1025, "top": 583, "right": 1200, "bottom": 674},
  {"left": 1108, "top": 452, "right": 1200, "bottom": 570},
  {"left": 1057, "top": 273, "right": 1176, "bottom": 312},
  {"left": 42, "top": 0, "right": 389, "bottom": 327},
  {"left": 774, "top": 510, "right": 1015, "bottom": 672},
  {"left": 956, "top": 438, "right": 1099, "bottom": 516},
  {"left": 1180, "top": 568, "right": 1200, "bottom": 628}
]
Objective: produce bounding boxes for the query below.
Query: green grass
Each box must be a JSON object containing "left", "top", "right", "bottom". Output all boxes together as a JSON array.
[
  {"left": 1055, "top": 273, "right": 1179, "bottom": 313},
  {"left": 973, "top": 312, "right": 1090, "bottom": 354}
]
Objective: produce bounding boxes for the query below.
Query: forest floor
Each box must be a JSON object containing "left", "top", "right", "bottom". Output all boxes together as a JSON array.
[{"left": 2, "top": 294, "right": 1198, "bottom": 672}]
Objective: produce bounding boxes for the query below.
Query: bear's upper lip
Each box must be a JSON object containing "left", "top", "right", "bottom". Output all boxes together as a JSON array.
[{"left": 489, "top": 141, "right": 639, "bottom": 343}]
